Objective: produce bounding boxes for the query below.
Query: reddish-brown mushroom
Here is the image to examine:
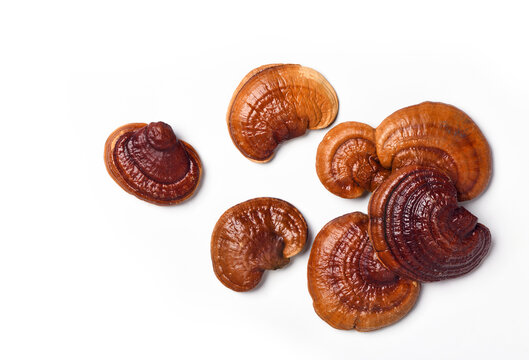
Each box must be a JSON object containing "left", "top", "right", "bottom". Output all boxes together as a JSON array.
[
  {"left": 316, "top": 102, "right": 492, "bottom": 201},
  {"left": 104, "top": 122, "right": 202, "bottom": 205},
  {"left": 308, "top": 212, "right": 420, "bottom": 331},
  {"left": 316, "top": 122, "right": 390, "bottom": 198},
  {"left": 211, "top": 197, "right": 307, "bottom": 292},
  {"left": 227, "top": 64, "right": 338, "bottom": 162},
  {"left": 369, "top": 165, "right": 491, "bottom": 282}
]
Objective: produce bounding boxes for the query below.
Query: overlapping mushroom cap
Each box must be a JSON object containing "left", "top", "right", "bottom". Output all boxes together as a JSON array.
[
  {"left": 316, "top": 102, "right": 492, "bottom": 201},
  {"left": 308, "top": 212, "right": 420, "bottom": 331},
  {"left": 376, "top": 102, "right": 492, "bottom": 201},
  {"left": 211, "top": 197, "right": 307, "bottom": 292},
  {"left": 316, "top": 122, "right": 390, "bottom": 198},
  {"left": 104, "top": 122, "right": 202, "bottom": 205},
  {"left": 369, "top": 165, "right": 491, "bottom": 282},
  {"left": 227, "top": 64, "right": 338, "bottom": 162}
]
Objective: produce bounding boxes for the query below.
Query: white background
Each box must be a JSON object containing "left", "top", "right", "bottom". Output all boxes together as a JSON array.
[{"left": 1, "top": 1, "right": 528, "bottom": 359}]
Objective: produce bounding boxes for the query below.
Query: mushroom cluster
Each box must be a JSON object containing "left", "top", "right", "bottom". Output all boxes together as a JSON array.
[{"left": 309, "top": 101, "right": 492, "bottom": 330}]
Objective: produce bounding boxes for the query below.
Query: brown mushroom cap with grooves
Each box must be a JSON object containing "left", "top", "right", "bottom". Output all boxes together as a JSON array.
[
  {"left": 308, "top": 212, "right": 420, "bottom": 331},
  {"left": 376, "top": 101, "right": 492, "bottom": 201},
  {"left": 369, "top": 165, "right": 491, "bottom": 282},
  {"left": 211, "top": 197, "right": 307, "bottom": 292},
  {"left": 316, "top": 122, "right": 390, "bottom": 198},
  {"left": 104, "top": 122, "right": 202, "bottom": 205},
  {"left": 227, "top": 64, "right": 339, "bottom": 162}
]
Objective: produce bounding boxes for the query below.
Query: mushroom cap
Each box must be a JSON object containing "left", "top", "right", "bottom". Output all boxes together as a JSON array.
[
  {"left": 308, "top": 212, "right": 420, "bottom": 331},
  {"left": 316, "top": 122, "right": 390, "bottom": 198},
  {"left": 211, "top": 197, "right": 307, "bottom": 292},
  {"left": 368, "top": 165, "right": 491, "bottom": 282},
  {"left": 376, "top": 102, "right": 492, "bottom": 201},
  {"left": 227, "top": 64, "right": 338, "bottom": 162},
  {"left": 104, "top": 122, "right": 202, "bottom": 205}
]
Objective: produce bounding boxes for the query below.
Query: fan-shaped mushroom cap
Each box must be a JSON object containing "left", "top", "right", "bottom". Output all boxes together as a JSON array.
[
  {"left": 369, "top": 165, "right": 491, "bottom": 282},
  {"left": 227, "top": 64, "right": 338, "bottom": 162},
  {"left": 104, "top": 122, "right": 202, "bottom": 205},
  {"left": 316, "top": 122, "right": 390, "bottom": 198},
  {"left": 308, "top": 212, "right": 420, "bottom": 331},
  {"left": 376, "top": 102, "right": 492, "bottom": 201},
  {"left": 211, "top": 197, "right": 307, "bottom": 292}
]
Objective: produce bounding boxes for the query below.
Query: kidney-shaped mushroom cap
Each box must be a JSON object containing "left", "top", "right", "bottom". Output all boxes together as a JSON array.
[
  {"left": 316, "top": 122, "right": 390, "bottom": 198},
  {"left": 376, "top": 102, "right": 492, "bottom": 201},
  {"left": 104, "top": 122, "right": 202, "bottom": 205},
  {"left": 308, "top": 212, "right": 420, "bottom": 331},
  {"left": 211, "top": 197, "right": 307, "bottom": 292},
  {"left": 227, "top": 64, "right": 338, "bottom": 162},
  {"left": 369, "top": 165, "right": 491, "bottom": 282}
]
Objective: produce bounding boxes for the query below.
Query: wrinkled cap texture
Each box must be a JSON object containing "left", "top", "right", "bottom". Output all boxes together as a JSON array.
[
  {"left": 369, "top": 165, "right": 491, "bottom": 282},
  {"left": 316, "top": 122, "right": 390, "bottom": 198},
  {"left": 104, "top": 122, "right": 202, "bottom": 205},
  {"left": 308, "top": 212, "right": 420, "bottom": 331},
  {"left": 211, "top": 197, "right": 307, "bottom": 292},
  {"left": 227, "top": 64, "right": 338, "bottom": 162}
]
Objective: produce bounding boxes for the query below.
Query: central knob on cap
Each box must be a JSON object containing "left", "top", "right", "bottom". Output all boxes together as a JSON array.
[{"left": 146, "top": 122, "right": 177, "bottom": 150}]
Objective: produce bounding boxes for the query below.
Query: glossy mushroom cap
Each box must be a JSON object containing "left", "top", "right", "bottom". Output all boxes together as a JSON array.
[
  {"left": 316, "top": 122, "right": 390, "bottom": 198},
  {"left": 211, "top": 197, "right": 307, "bottom": 292},
  {"left": 104, "top": 122, "right": 202, "bottom": 205},
  {"left": 376, "top": 102, "right": 492, "bottom": 201},
  {"left": 227, "top": 64, "right": 338, "bottom": 162},
  {"left": 369, "top": 165, "right": 491, "bottom": 282},
  {"left": 308, "top": 212, "right": 420, "bottom": 331}
]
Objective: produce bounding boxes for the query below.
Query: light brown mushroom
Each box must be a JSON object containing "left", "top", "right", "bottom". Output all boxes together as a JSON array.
[
  {"left": 227, "top": 64, "right": 338, "bottom": 162},
  {"left": 211, "top": 197, "right": 307, "bottom": 292},
  {"left": 316, "top": 122, "right": 390, "bottom": 198},
  {"left": 316, "top": 102, "right": 492, "bottom": 201},
  {"left": 308, "top": 212, "right": 420, "bottom": 331},
  {"left": 104, "top": 122, "right": 202, "bottom": 205}
]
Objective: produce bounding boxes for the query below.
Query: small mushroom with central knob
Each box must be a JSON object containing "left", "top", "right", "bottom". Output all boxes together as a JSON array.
[
  {"left": 211, "top": 197, "right": 307, "bottom": 292},
  {"left": 104, "top": 122, "right": 202, "bottom": 205}
]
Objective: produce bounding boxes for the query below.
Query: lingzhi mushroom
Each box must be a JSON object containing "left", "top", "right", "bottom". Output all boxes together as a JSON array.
[
  {"left": 211, "top": 197, "right": 307, "bottom": 292},
  {"left": 227, "top": 64, "right": 338, "bottom": 162},
  {"left": 104, "top": 122, "right": 202, "bottom": 205}
]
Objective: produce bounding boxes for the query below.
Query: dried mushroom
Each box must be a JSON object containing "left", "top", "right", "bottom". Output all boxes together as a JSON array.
[
  {"left": 211, "top": 197, "right": 307, "bottom": 292},
  {"left": 369, "top": 165, "right": 491, "bottom": 282},
  {"left": 227, "top": 64, "right": 338, "bottom": 162},
  {"left": 316, "top": 122, "right": 390, "bottom": 198},
  {"left": 316, "top": 102, "right": 492, "bottom": 201},
  {"left": 308, "top": 212, "right": 420, "bottom": 331},
  {"left": 104, "top": 122, "right": 202, "bottom": 205}
]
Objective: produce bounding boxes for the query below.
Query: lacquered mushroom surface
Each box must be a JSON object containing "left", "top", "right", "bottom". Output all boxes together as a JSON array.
[
  {"left": 369, "top": 165, "right": 491, "bottom": 282},
  {"left": 227, "top": 64, "right": 338, "bottom": 162},
  {"left": 211, "top": 197, "right": 307, "bottom": 292},
  {"left": 316, "top": 122, "right": 390, "bottom": 198},
  {"left": 308, "top": 212, "right": 420, "bottom": 331},
  {"left": 104, "top": 122, "right": 202, "bottom": 205}
]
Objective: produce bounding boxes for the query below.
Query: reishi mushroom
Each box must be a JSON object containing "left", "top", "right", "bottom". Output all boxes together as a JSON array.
[
  {"left": 211, "top": 197, "right": 307, "bottom": 292},
  {"left": 368, "top": 165, "right": 491, "bottom": 282},
  {"left": 316, "top": 102, "right": 492, "bottom": 201},
  {"left": 316, "top": 122, "right": 390, "bottom": 198},
  {"left": 308, "top": 212, "right": 420, "bottom": 331},
  {"left": 104, "top": 122, "right": 202, "bottom": 205},
  {"left": 227, "top": 64, "right": 338, "bottom": 162}
]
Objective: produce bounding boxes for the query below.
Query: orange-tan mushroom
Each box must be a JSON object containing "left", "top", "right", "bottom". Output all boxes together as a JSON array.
[
  {"left": 211, "top": 197, "right": 307, "bottom": 292},
  {"left": 316, "top": 102, "right": 492, "bottom": 201},
  {"left": 369, "top": 165, "right": 491, "bottom": 282},
  {"left": 308, "top": 212, "right": 420, "bottom": 331},
  {"left": 227, "top": 64, "right": 338, "bottom": 162},
  {"left": 316, "top": 122, "right": 390, "bottom": 198},
  {"left": 104, "top": 122, "right": 202, "bottom": 205}
]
